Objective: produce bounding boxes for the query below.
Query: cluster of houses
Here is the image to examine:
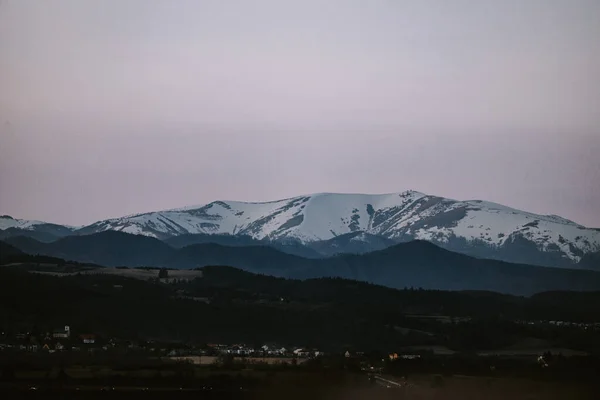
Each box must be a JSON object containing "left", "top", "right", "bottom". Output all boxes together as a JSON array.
[
  {"left": 206, "top": 343, "right": 323, "bottom": 358},
  {"left": 515, "top": 320, "right": 600, "bottom": 330},
  {"left": 388, "top": 352, "right": 421, "bottom": 360},
  {"left": 1, "top": 327, "right": 329, "bottom": 359},
  {"left": 0, "top": 325, "right": 102, "bottom": 353}
]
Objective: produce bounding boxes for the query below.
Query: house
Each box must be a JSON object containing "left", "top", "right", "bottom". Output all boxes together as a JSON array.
[
  {"left": 400, "top": 354, "right": 420, "bottom": 360},
  {"left": 53, "top": 326, "right": 70, "bottom": 339},
  {"left": 80, "top": 334, "right": 96, "bottom": 344},
  {"left": 293, "top": 348, "right": 311, "bottom": 357},
  {"left": 226, "top": 345, "right": 254, "bottom": 356},
  {"left": 42, "top": 344, "right": 50, "bottom": 351}
]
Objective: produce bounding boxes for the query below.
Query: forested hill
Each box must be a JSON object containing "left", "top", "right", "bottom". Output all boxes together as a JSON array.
[
  {"left": 4, "top": 235, "right": 600, "bottom": 296},
  {"left": 1, "top": 263, "right": 599, "bottom": 353}
]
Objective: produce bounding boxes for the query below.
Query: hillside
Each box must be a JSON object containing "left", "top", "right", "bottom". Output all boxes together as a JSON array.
[
  {"left": 0, "top": 241, "right": 23, "bottom": 261},
  {"left": 308, "top": 231, "right": 398, "bottom": 256},
  {"left": 4, "top": 234, "right": 600, "bottom": 296},
  {"left": 0, "top": 215, "right": 76, "bottom": 237},
  {"left": 165, "top": 233, "right": 322, "bottom": 258},
  {"left": 1, "top": 264, "right": 599, "bottom": 352}
]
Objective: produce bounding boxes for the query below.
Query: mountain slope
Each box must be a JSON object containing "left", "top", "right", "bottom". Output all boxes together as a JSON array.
[
  {"left": 75, "top": 191, "right": 600, "bottom": 268},
  {"left": 4, "top": 231, "right": 175, "bottom": 267},
  {"left": 578, "top": 251, "right": 600, "bottom": 270},
  {"left": 291, "top": 241, "right": 600, "bottom": 295},
  {"left": 164, "top": 233, "right": 322, "bottom": 258},
  {"left": 6, "top": 233, "right": 600, "bottom": 296},
  {"left": 4, "top": 263, "right": 600, "bottom": 351},
  {"left": 0, "top": 215, "right": 76, "bottom": 238},
  {"left": 0, "top": 227, "right": 64, "bottom": 243},
  {"left": 308, "top": 231, "right": 398, "bottom": 257},
  {"left": 0, "top": 240, "right": 24, "bottom": 261}
]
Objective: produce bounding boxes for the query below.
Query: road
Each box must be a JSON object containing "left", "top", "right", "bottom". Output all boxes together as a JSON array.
[{"left": 371, "top": 374, "right": 406, "bottom": 389}]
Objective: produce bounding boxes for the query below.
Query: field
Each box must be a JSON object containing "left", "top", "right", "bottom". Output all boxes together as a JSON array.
[
  {"left": 2, "top": 262, "right": 203, "bottom": 281},
  {"left": 1, "top": 370, "right": 598, "bottom": 399}
]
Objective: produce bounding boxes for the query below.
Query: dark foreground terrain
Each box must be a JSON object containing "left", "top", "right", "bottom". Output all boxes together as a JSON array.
[
  {"left": 1, "top": 363, "right": 598, "bottom": 400},
  {"left": 1, "top": 254, "right": 599, "bottom": 398},
  {"left": 1, "top": 261, "right": 600, "bottom": 352}
]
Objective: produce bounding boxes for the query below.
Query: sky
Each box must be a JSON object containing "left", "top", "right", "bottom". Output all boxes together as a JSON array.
[{"left": 0, "top": 0, "right": 599, "bottom": 227}]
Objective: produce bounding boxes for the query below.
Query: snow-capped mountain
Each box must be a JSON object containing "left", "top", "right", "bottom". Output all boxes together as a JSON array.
[
  {"left": 0, "top": 215, "right": 76, "bottom": 241},
  {"left": 73, "top": 191, "right": 600, "bottom": 268},
  {"left": 0, "top": 215, "right": 48, "bottom": 230}
]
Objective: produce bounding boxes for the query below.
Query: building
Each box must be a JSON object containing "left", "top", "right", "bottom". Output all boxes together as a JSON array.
[
  {"left": 80, "top": 334, "right": 96, "bottom": 344},
  {"left": 53, "top": 326, "right": 70, "bottom": 339},
  {"left": 293, "top": 348, "right": 311, "bottom": 357},
  {"left": 226, "top": 345, "right": 254, "bottom": 356}
]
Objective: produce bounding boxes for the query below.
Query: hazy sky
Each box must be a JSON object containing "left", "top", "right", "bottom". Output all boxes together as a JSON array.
[{"left": 1, "top": 0, "right": 599, "bottom": 227}]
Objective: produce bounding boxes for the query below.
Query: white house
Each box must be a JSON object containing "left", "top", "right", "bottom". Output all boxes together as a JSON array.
[
  {"left": 80, "top": 334, "right": 95, "bottom": 344},
  {"left": 53, "top": 326, "right": 70, "bottom": 339},
  {"left": 293, "top": 348, "right": 311, "bottom": 357}
]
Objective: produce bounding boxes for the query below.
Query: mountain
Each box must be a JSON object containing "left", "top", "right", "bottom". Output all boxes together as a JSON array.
[
  {"left": 579, "top": 251, "right": 600, "bottom": 270},
  {"left": 73, "top": 191, "right": 600, "bottom": 268},
  {"left": 289, "top": 241, "right": 600, "bottom": 295},
  {"left": 164, "top": 233, "right": 322, "bottom": 258},
  {"left": 0, "top": 227, "right": 64, "bottom": 243},
  {"left": 5, "top": 233, "right": 600, "bottom": 296},
  {"left": 173, "top": 243, "right": 308, "bottom": 274},
  {"left": 3, "top": 231, "right": 175, "bottom": 267},
  {"left": 0, "top": 215, "right": 76, "bottom": 239},
  {"left": 164, "top": 233, "right": 265, "bottom": 248},
  {"left": 0, "top": 240, "right": 23, "bottom": 261},
  {"left": 4, "top": 192, "right": 600, "bottom": 268},
  {"left": 308, "top": 231, "right": 398, "bottom": 257},
  {"left": 2, "top": 233, "right": 307, "bottom": 272}
]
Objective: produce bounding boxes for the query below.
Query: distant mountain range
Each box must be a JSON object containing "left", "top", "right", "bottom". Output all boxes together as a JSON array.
[
  {"left": 1, "top": 191, "right": 599, "bottom": 269},
  {"left": 3, "top": 231, "right": 600, "bottom": 296}
]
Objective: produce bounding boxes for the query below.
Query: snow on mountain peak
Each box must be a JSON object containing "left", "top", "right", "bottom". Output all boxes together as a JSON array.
[
  {"left": 5, "top": 190, "right": 600, "bottom": 268},
  {"left": 0, "top": 215, "right": 47, "bottom": 230}
]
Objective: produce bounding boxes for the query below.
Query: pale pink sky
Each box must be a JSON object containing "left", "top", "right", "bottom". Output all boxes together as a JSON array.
[{"left": 1, "top": 0, "right": 599, "bottom": 226}]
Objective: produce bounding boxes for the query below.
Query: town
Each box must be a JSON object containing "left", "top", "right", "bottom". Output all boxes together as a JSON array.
[
  {"left": 2, "top": 321, "right": 598, "bottom": 363},
  {"left": 1, "top": 324, "right": 330, "bottom": 363}
]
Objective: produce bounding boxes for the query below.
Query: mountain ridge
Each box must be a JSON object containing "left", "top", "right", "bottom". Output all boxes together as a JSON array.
[
  {"left": 2, "top": 191, "right": 599, "bottom": 269},
  {"left": 4, "top": 233, "right": 600, "bottom": 296}
]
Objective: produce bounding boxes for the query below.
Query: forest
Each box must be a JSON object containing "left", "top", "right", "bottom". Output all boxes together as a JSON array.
[{"left": 1, "top": 262, "right": 599, "bottom": 353}]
